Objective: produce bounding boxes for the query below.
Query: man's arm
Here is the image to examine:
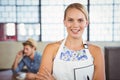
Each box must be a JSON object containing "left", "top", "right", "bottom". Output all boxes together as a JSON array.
[{"left": 12, "top": 50, "right": 24, "bottom": 74}]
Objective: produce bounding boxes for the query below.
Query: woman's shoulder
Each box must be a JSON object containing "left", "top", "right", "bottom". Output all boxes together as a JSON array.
[
  {"left": 43, "top": 40, "right": 63, "bottom": 57},
  {"left": 87, "top": 42, "right": 103, "bottom": 57},
  {"left": 46, "top": 40, "right": 63, "bottom": 49},
  {"left": 43, "top": 40, "right": 63, "bottom": 53},
  {"left": 87, "top": 42, "right": 101, "bottom": 50}
]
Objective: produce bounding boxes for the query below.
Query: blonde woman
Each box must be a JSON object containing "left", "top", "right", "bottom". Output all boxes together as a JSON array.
[{"left": 36, "top": 3, "right": 105, "bottom": 80}]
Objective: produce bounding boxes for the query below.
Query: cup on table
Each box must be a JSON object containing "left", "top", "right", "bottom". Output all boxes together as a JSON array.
[{"left": 16, "top": 72, "right": 26, "bottom": 80}]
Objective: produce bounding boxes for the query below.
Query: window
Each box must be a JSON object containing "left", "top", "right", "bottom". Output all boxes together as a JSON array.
[
  {"left": 0, "top": 0, "right": 40, "bottom": 41},
  {"left": 0, "top": 23, "right": 17, "bottom": 41},
  {"left": 17, "top": 23, "right": 40, "bottom": 41},
  {"left": 41, "top": 0, "right": 87, "bottom": 41},
  {"left": 90, "top": 0, "right": 120, "bottom": 41},
  {"left": 0, "top": 0, "right": 120, "bottom": 42},
  {"left": 6, "top": 23, "right": 15, "bottom": 36}
]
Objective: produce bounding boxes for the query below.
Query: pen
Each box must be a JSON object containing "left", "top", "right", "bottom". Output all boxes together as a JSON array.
[{"left": 87, "top": 75, "right": 89, "bottom": 80}]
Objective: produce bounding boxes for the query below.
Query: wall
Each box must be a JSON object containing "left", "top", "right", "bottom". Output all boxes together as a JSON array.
[
  {"left": 0, "top": 41, "right": 120, "bottom": 69},
  {"left": 0, "top": 41, "right": 49, "bottom": 69}
]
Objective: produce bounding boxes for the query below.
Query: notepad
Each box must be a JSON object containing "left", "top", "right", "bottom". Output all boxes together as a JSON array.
[{"left": 74, "top": 64, "right": 94, "bottom": 80}]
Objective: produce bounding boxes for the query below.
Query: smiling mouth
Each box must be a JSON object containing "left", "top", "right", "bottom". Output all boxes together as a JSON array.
[{"left": 71, "top": 29, "right": 80, "bottom": 34}]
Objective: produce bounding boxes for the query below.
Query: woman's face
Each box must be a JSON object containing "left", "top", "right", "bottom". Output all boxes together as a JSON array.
[{"left": 64, "top": 8, "right": 88, "bottom": 39}]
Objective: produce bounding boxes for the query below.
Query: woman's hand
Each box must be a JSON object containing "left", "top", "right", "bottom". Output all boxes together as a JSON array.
[
  {"left": 36, "top": 67, "right": 55, "bottom": 80},
  {"left": 26, "top": 73, "right": 36, "bottom": 80}
]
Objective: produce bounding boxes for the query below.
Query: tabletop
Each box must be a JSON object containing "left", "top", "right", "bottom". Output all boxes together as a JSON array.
[{"left": 0, "top": 69, "right": 17, "bottom": 80}]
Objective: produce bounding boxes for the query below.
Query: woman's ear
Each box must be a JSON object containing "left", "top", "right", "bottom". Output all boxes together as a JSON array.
[
  {"left": 63, "top": 20, "right": 67, "bottom": 27},
  {"left": 85, "top": 20, "right": 89, "bottom": 28}
]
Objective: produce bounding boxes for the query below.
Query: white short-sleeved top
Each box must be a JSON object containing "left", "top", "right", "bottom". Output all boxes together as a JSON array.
[{"left": 53, "top": 39, "right": 94, "bottom": 80}]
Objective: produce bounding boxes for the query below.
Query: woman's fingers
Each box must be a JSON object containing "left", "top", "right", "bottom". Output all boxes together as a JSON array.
[
  {"left": 42, "top": 66, "right": 51, "bottom": 77},
  {"left": 36, "top": 72, "right": 49, "bottom": 80}
]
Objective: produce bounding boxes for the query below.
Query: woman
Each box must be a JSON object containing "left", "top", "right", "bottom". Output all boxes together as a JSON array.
[{"left": 36, "top": 3, "right": 105, "bottom": 80}]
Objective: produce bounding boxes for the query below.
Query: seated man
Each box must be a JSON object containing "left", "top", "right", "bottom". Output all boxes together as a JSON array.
[{"left": 12, "top": 38, "right": 42, "bottom": 79}]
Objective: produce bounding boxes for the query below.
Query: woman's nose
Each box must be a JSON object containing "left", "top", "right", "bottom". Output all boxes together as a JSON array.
[{"left": 73, "top": 21, "right": 79, "bottom": 27}]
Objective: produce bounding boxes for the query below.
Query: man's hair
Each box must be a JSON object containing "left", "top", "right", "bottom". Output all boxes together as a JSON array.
[{"left": 22, "top": 38, "right": 37, "bottom": 50}]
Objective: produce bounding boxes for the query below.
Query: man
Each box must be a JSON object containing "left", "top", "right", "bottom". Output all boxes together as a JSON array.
[{"left": 12, "top": 38, "right": 42, "bottom": 79}]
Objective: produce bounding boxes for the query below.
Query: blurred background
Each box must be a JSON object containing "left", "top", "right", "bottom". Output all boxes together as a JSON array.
[
  {"left": 0, "top": 0, "right": 120, "bottom": 80},
  {"left": 0, "top": 0, "right": 120, "bottom": 42}
]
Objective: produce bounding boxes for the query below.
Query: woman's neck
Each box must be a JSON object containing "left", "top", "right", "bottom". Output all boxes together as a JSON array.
[{"left": 65, "top": 37, "right": 84, "bottom": 50}]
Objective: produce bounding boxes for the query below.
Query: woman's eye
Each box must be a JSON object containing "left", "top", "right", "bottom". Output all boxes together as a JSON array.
[
  {"left": 68, "top": 19, "right": 73, "bottom": 22},
  {"left": 78, "top": 19, "right": 84, "bottom": 22}
]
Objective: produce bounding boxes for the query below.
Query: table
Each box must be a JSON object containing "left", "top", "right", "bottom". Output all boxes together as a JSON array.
[{"left": 0, "top": 69, "right": 16, "bottom": 80}]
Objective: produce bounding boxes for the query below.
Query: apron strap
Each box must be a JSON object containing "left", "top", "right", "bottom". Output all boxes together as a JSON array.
[
  {"left": 54, "top": 38, "right": 66, "bottom": 59},
  {"left": 83, "top": 40, "right": 88, "bottom": 49}
]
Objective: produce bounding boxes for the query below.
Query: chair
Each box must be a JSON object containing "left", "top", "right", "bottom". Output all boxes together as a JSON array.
[{"left": 105, "top": 47, "right": 120, "bottom": 80}]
